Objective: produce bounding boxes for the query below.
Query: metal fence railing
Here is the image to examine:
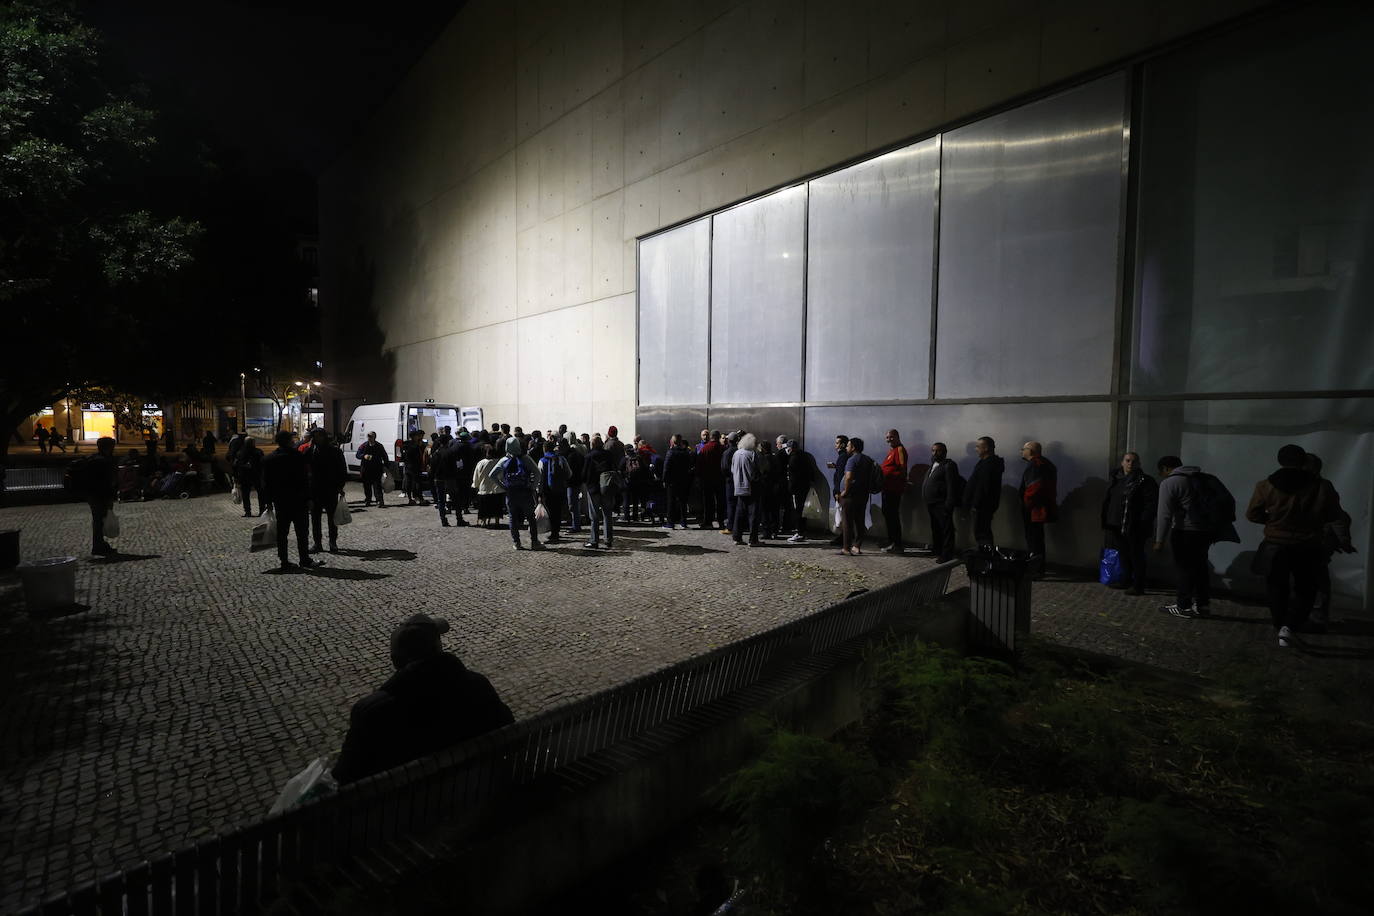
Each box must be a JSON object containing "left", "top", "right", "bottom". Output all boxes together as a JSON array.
[
  {"left": 4, "top": 468, "right": 66, "bottom": 491},
  {"left": 20, "top": 561, "right": 957, "bottom": 916}
]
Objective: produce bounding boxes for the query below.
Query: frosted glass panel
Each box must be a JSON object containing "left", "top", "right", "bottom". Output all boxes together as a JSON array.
[
  {"left": 936, "top": 74, "right": 1125, "bottom": 399},
  {"left": 807, "top": 139, "right": 938, "bottom": 401},
  {"left": 1132, "top": 8, "right": 1374, "bottom": 394},
  {"left": 803, "top": 401, "right": 1112, "bottom": 563},
  {"left": 638, "top": 219, "right": 710, "bottom": 405},
  {"left": 1128, "top": 397, "right": 1373, "bottom": 609},
  {"left": 711, "top": 186, "right": 806, "bottom": 403}
]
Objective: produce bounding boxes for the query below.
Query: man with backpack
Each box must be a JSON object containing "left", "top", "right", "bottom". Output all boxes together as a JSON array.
[
  {"left": 496, "top": 438, "right": 544, "bottom": 551},
  {"left": 1153, "top": 455, "right": 1238, "bottom": 619},
  {"left": 1246, "top": 444, "right": 1353, "bottom": 647},
  {"left": 922, "top": 442, "right": 963, "bottom": 562},
  {"left": 537, "top": 440, "right": 571, "bottom": 542}
]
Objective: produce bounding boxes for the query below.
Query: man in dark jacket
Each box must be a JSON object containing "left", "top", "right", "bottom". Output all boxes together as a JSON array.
[
  {"left": 826, "top": 434, "right": 850, "bottom": 545},
  {"left": 85, "top": 437, "right": 119, "bottom": 556},
  {"left": 1245, "top": 443, "right": 1352, "bottom": 647},
  {"left": 1019, "top": 441, "right": 1058, "bottom": 577},
  {"left": 962, "top": 436, "right": 1004, "bottom": 547},
  {"left": 401, "top": 430, "right": 427, "bottom": 506},
  {"left": 261, "top": 430, "right": 318, "bottom": 571},
  {"left": 784, "top": 440, "right": 814, "bottom": 542},
  {"left": 584, "top": 436, "right": 615, "bottom": 549},
  {"left": 233, "top": 436, "right": 265, "bottom": 518},
  {"left": 1099, "top": 451, "right": 1157, "bottom": 595},
  {"left": 563, "top": 437, "right": 585, "bottom": 534},
  {"left": 695, "top": 430, "right": 723, "bottom": 529},
  {"left": 922, "top": 442, "right": 963, "bottom": 562},
  {"left": 357, "top": 431, "right": 389, "bottom": 508},
  {"left": 452, "top": 429, "right": 476, "bottom": 522},
  {"left": 307, "top": 432, "right": 348, "bottom": 553},
  {"left": 661, "top": 434, "right": 694, "bottom": 529},
  {"left": 720, "top": 432, "right": 741, "bottom": 535},
  {"left": 332, "top": 614, "right": 514, "bottom": 785},
  {"left": 429, "top": 435, "right": 458, "bottom": 526}
]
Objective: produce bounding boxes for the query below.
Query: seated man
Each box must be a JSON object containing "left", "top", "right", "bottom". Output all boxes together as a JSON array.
[{"left": 332, "top": 614, "right": 515, "bottom": 785}]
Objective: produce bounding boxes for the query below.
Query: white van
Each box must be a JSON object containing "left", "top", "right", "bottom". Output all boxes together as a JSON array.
[{"left": 339, "top": 402, "right": 484, "bottom": 475}]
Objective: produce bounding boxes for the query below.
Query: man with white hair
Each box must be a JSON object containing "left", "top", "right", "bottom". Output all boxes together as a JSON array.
[{"left": 730, "top": 433, "right": 762, "bottom": 547}]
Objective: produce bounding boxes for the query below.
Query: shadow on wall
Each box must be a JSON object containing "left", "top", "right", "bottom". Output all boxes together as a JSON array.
[{"left": 326, "top": 237, "right": 398, "bottom": 417}]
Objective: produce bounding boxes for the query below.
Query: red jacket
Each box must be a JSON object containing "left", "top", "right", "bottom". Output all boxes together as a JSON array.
[{"left": 1019, "top": 456, "right": 1059, "bottom": 523}]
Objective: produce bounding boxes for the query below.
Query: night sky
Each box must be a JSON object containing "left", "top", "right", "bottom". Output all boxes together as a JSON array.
[{"left": 79, "top": 0, "right": 461, "bottom": 181}]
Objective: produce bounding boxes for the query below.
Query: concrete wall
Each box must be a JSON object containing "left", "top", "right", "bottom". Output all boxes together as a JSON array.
[{"left": 319, "top": 0, "right": 1273, "bottom": 436}]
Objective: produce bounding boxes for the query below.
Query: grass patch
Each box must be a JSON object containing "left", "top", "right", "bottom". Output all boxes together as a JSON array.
[{"left": 622, "top": 639, "right": 1374, "bottom": 915}]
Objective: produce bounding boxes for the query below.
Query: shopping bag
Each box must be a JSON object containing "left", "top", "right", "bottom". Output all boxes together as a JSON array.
[
  {"left": 231, "top": 484, "right": 242, "bottom": 505},
  {"left": 251, "top": 510, "right": 276, "bottom": 552},
  {"left": 1099, "top": 547, "right": 1124, "bottom": 585},
  {"left": 268, "top": 757, "right": 334, "bottom": 815},
  {"left": 381, "top": 469, "right": 396, "bottom": 492},
  {"left": 832, "top": 505, "right": 843, "bottom": 532},
  {"left": 534, "top": 503, "right": 548, "bottom": 521},
  {"left": 103, "top": 509, "right": 121, "bottom": 538},
  {"left": 333, "top": 499, "right": 352, "bottom": 527}
]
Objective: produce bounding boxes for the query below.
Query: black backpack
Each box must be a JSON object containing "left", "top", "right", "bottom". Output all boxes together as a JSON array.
[{"left": 1187, "top": 471, "right": 1237, "bottom": 541}]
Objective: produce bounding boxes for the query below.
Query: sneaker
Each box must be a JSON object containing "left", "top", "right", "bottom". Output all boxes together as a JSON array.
[
  {"left": 1162, "top": 603, "right": 1196, "bottom": 619},
  {"left": 883, "top": 544, "right": 903, "bottom": 554},
  {"left": 512, "top": 543, "right": 524, "bottom": 551},
  {"left": 530, "top": 541, "right": 547, "bottom": 551},
  {"left": 721, "top": 528, "right": 732, "bottom": 535},
  {"left": 788, "top": 533, "right": 804, "bottom": 543},
  {"left": 1278, "top": 625, "right": 1292, "bottom": 648},
  {"left": 299, "top": 557, "right": 322, "bottom": 569},
  {"left": 661, "top": 524, "right": 673, "bottom": 530},
  {"left": 584, "top": 542, "right": 599, "bottom": 549},
  {"left": 837, "top": 548, "right": 852, "bottom": 556}
]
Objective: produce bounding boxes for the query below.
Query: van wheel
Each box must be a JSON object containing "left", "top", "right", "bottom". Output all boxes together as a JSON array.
[{"left": 178, "top": 491, "right": 191, "bottom": 500}]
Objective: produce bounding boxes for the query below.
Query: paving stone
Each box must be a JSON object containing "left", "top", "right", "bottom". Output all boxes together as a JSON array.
[{"left": 1, "top": 489, "right": 1369, "bottom": 914}]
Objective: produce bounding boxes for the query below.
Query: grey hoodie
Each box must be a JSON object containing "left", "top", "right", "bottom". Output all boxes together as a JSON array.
[
  {"left": 731, "top": 433, "right": 760, "bottom": 496},
  {"left": 1155, "top": 465, "right": 1208, "bottom": 543}
]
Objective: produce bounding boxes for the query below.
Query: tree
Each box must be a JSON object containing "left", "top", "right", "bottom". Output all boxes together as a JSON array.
[{"left": 0, "top": 0, "right": 201, "bottom": 461}]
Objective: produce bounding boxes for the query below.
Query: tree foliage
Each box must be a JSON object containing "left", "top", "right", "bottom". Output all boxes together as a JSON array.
[{"left": 0, "top": 0, "right": 201, "bottom": 449}]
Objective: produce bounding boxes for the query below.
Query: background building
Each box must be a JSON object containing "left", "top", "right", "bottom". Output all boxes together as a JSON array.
[{"left": 320, "top": 0, "right": 1373, "bottom": 608}]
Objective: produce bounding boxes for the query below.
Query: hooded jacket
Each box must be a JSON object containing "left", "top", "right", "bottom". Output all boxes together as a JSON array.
[
  {"left": 731, "top": 434, "right": 760, "bottom": 496},
  {"left": 1154, "top": 466, "right": 1209, "bottom": 542},
  {"left": 332, "top": 652, "right": 515, "bottom": 785},
  {"left": 1245, "top": 467, "right": 1346, "bottom": 546},
  {"left": 496, "top": 437, "right": 536, "bottom": 492},
  {"left": 662, "top": 443, "right": 693, "bottom": 486}
]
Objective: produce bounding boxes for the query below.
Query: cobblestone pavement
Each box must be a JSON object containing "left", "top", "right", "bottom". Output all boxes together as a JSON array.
[{"left": 1, "top": 489, "right": 1370, "bottom": 913}]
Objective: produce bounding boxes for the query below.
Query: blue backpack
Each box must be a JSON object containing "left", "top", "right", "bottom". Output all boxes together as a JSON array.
[
  {"left": 543, "top": 454, "right": 569, "bottom": 490},
  {"left": 503, "top": 456, "right": 532, "bottom": 490}
]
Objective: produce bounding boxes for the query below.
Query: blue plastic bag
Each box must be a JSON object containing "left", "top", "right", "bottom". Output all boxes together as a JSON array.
[{"left": 1099, "top": 547, "right": 1124, "bottom": 585}]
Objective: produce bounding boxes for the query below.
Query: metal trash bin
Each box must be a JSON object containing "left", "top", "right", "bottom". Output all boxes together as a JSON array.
[{"left": 963, "top": 547, "right": 1032, "bottom": 656}]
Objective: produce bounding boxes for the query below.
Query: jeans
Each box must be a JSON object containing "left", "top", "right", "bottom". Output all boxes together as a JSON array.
[
  {"left": 89, "top": 499, "right": 112, "bottom": 552},
  {"left": 841, "top": 497, "right": 866, "bottom": 552},
  {"left": 1022, "top": 511, "right": 1046, "bottom": 566},
  {"left": 724, "top": 480, "right": 737, "bottom": 532},
  {"left": 403, "top": 465, "right": 424, "bottom": 502},
  {"left": 432, "top": 479, "right": 449, "bottom": 517},
  {"left": 1169, "top": 529, "right": 1212, "bottom": 608},
  {"left": 666, "top": 482, "right": 690, "bottom": 527},
  {"left": 786, "top": 489, "right": 808, "bottom": 536},
  {"left": 586, "top": 490, "right": 614, "bottom": 547},
  {"left": 732, "top": 492, "right": 761, "bottom": 543},
  {"left": 883, "top": 491, "right": 905, "bottom": 549},
  {"left": 566, "top": 485, "right": 584, "bottom": 532},
  {"left": 310, "top": 493, "right": 339, "bottom": 547},
  {"left": 1265, "top": 540, "right": 1323, "bottom": 630},
  {"left": 276, "top": 503, "right": 310, "bottom": 564},
  {"left": 507, "top": 490, "right": 538, "bottom": 546},
  {"left": 235, "top": 474, "right": 257, "bottom": 515}
]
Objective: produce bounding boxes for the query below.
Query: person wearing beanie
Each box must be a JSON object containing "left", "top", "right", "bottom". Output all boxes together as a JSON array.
[
  {"left": 332, "top": 614, "right": 514, "bottom": 785},
  {"left": 495, "top": 436, "right": 544, "bottom": 550}
]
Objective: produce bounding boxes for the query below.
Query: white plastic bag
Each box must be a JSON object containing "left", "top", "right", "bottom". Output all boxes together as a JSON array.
[
  {"left": 103, "top": 509, "right": 121, "bottom": 538},
  {"left": 534, "top": 503, "right": 548, "bottom": 521},
  {"left": 333, "top": 498, "right": 352, "bottom": 526},
  {"left": 269, "top": 757, "right": 332, "bottom": 815},
  {"left": 250, "top": 510, "right": 276, "bottom": 552},
  {"left": 832, "top": 505, "right": 843, "bottom": 532},
  {"left": 231, "top": 484, "right": 242, "bottom": 505}
]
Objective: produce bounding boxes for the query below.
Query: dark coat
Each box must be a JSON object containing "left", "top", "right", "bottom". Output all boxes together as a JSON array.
[
  {"left": 585, "top": 447, "right": 611, "bottom": 495},
  {"left": 963, "top": 455, "right": 1005, "bottom": 513},
  {"left": 1020, "top": 456, "right": 1059, "bottom": 523},
  {"left": 356, "top": 440, "right": 389, "bottom": 480},
  {"left": 662, "top": 444, "right": 693, "bottom": 487},
  {"left": 262, "top": 446, "right": 309, "bottom": 507},
  {"left": 1101, "top": 468, "right": 1158, "bottom": 536},
  {"left": 786, "top": 448, "right": 814, "bottom": 497},
  {"left": 233, "top": 445, "right": 263, "bottom": 483},
  {"left": 695, "top": 440, "right": 723, "bottom": 480},
  {"left": 307, "top": 444, "right": 348, "bottom": 495},
  {"left": 921, "top": 458, "right": 963, "bottom": 508},
  {"left": 331, "top": 653, "right": 514, "bottom": 785}
]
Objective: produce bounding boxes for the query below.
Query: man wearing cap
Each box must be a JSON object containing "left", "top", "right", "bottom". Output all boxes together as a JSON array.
[{"left": 332, "top": 614, "right": 515, "bottom": 785}]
